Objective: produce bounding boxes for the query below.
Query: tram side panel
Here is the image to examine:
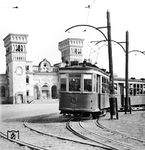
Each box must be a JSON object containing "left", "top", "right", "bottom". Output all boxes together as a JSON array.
[
  {"left": 59, "top": 92, "right": 100, "bottom": 113},
  {"left": 130, "top": 95, "right": 145, "bottom": 106},
  {"left": 114, "top": 79, "right": 145, "bottom": 109},
  {"left": 98, "top": 93, "right": 110, "bottom": 110}
]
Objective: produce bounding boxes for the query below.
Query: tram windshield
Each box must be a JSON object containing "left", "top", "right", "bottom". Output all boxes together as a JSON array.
[
  {"left": 69, "top": 74, "right": 81, "bottom": 91},
  {"left": 84, "top": 74, "right": 92, "bottom": 92}
]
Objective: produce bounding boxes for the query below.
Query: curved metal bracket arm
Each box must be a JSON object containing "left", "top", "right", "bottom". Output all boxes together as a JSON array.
[
  {"left": 65, "top": 24, "right": 108, "bottom": 40},
  {"left": 129, "top": 50, "right": 145, "bottom": 55},
  {"left": 93, "top": 40, "right": 126, "bottom": 53}
]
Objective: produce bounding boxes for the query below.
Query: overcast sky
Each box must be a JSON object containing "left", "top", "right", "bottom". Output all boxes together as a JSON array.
[{"left": 0, "top": 0, "right": 145, "bottom": 78}]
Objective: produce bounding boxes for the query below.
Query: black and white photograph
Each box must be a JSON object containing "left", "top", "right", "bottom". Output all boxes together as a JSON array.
[{"left": 1, "top": 0, "right": 145, "bottom": 149}]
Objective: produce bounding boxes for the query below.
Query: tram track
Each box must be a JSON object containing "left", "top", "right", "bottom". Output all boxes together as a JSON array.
[
  {"left": 23, "top": 118, "right": 107, "bottom": 150},
  {"left": 80, "top": 121, "right": 137, "bottom": 150},
  {"left": 96, "top": 118, "right": 145, "bottom": 144},
  {"left": 2, "top": 112, "right": 145, "bottom": 150},
  {"left": 66, "top": 117, "right": 120, "bottom": 150},
  {"left": 89, "top": 117, "right": 145, "bottom": 150},
  {"left": 66, "top": 116, "right": 145, "bottom": 150},
  {"left": 1, "top": 117, "right": 101, "bottom": 150},
  {"left": 0, "top": 130, "right": 49, "bottom": 150}
]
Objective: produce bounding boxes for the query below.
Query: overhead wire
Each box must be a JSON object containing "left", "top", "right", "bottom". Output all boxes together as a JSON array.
[
  {"left": 87, "top": 42, "right": 107, "bottom": 64},
  {"left": 94, "top": 43, "right": 107, "bottom": 64},
  {"left": 83, "top": 0, "right": 96, "bottom": 32}
]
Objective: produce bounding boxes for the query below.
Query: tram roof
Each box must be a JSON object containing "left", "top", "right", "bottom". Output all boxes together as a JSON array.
[
  {"left": 59, "top": 62, "right": 109, "bottom": 76},
  {"left": 114, "top": 77, "right": 145, "bottom": 83}
]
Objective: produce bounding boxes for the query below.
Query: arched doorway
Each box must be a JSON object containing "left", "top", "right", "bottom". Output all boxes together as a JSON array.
[
  {"left": 34, "top": 85, "right": 40, "bottom": 100},
  {"left": 1, "top": 86, "right": 6, "bottom": 97},
  {"left": 51, "top": 85, "right": 57, "bottom": 99},
  {"left": 16, "top": 94, "right": 23, "bottom": 104},
  {"left": 42, "top": 85, "right": 49, "bottom": 99}
]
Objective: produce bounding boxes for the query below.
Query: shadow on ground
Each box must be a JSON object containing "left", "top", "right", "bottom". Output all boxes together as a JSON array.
[{"left": 3, "top": 113, "right": 69, "bottom": 123}]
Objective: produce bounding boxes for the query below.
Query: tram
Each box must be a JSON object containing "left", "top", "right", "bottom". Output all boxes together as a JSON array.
[
  {"left": 59, "top": 61, "right": 110, "bottom": 118},
  {"left": 59, "top": 60, "right": 145, "bottom": 117},
  {"left": 114, "top": 78, "right": 145, "bottom": 109}
]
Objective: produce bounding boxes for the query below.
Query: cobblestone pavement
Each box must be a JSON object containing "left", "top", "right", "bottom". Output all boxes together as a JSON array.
[
  {"left": 1, "top": 103, "right": 145, "bottom": 150},
  {"left": 100, "top": 111, "right": 145, "bottom": 140}
]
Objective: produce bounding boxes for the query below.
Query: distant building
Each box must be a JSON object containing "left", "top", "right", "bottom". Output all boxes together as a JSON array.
[
  {"left": 0, "top": 34, "right": 84, "bottom": 104},
  {"left": 58, "top": 38, "right": 84, "bottom": 63}
]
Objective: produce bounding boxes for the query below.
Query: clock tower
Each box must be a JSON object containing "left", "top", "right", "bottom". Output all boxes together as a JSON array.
[{"left": 3, "top": 34, "right": 28, "bottom": 104}]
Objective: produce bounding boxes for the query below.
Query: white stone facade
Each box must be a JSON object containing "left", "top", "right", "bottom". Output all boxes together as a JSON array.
[{"left": 0, "top": 34, "right": 84, "bottom": 104}]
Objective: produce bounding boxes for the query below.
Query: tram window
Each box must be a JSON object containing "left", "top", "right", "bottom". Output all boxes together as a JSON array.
[
  {"left": 84, "top": 74, "right": 92, "bottom": 92},
  {"left": 137, "top": 84, "right": 140, "bottom": 94},
  {"left": 114, "top": 83, "right": 117, "bottom": 90},
  {"left": 102, "top": 77, "right": 108, "bottom": 93},
  {"left": 129, "top": 84, "right": 133, "bottom": 95},
  {"left": 140, "top": 84, "right": 143, "bottom": 94},
  {"left": 114, "top": 83, "right": 117, "bottom": 94},
  {"left": 133, "top": 84, "right": 136, "bottom": 96},
  {"left": 96, "top": 75, "right": 99, "bottom": 93},
  {"left": 106, "top": 79, "right": 109, "bottom": 93},
  {"left": 93, "top": 74, "right": 95, "bottom": 92},
  {"left": 69, "top": 74, "right": 81, "bottom": 91},
  {"left": 94, "top": 74, "right": 97, "bottom": 92},
  {"left": 60, "top": 78, "right": 66, "bottom": 91},
  {"left": 96, "top": 80, "right": 98, "bottom": 93},
  {"left": 143, "top": 84, "right": 145, "bottom": 94}
]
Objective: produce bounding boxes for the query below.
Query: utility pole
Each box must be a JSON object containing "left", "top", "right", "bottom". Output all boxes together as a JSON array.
[
  {"left": 107, "top": 10, "right": 118, "bottom": 119},
  {"left": 125, "top": 31, "right": 131, "bottom": 114},
  {"left": 107, "top": 10, "right": 114, "bottom": 94}
]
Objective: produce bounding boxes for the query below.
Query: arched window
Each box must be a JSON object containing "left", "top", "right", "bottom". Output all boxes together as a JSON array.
[
  {"left": 26, "top": 76, "right": 29, "bottom": 84},
  {"left": 51, "top": 85, "right": 57, "bottom": 99},
  {"left": 1, "top": 86, "right": 6, "bottom": 97},
  {"left": 34, "top": 85, "right": 40, "bottom": 100},
  {"left": 20, "top": 45, "right": 23, "bottom": 51},
  {"left": 26, "top": 65, "right": 29, "bottom": 71},
  {"left": 16, "top": 45, "right": 20, "bottom": 52}
]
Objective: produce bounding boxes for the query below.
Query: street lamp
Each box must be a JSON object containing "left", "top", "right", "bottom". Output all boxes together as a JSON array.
[{"left": 65, "top": 10, "right": 118, "bottom": 119}]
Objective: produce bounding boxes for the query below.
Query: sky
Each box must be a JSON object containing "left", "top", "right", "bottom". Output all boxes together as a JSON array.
[{"left": 0, "top": 0, "right": 145, "bottom": 79}]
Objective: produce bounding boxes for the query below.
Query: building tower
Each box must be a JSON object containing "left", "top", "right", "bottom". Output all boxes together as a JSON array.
[
  {"left": 3, "top": 34, "right": 28, "bottom": 104},
  {"left": 58, "top": 38, "right": 84, "bottom": 64}
]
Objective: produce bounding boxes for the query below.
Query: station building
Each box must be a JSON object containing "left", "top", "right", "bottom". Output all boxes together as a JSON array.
[{"left": 0, "top": 33, "right": 84, "bottom": 104}]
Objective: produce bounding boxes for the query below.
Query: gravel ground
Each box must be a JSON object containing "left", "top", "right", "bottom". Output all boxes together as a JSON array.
[{"left": 1, "top": 103, "right": 145, "bottom": 150}]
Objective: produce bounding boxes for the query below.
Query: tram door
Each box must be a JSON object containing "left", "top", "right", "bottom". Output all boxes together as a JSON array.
[
  {"left": 97, "top": 75, "right": 101, "bottom": 109},
  {"left": 119, "top": 83, "right": 124, "bottom": 108}
]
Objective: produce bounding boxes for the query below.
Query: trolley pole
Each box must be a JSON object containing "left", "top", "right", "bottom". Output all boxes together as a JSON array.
[{"left": 107, "top": 11, "right": 118, "bottom": 119}]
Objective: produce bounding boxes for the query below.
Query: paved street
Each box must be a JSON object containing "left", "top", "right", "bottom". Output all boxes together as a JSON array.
[{"left": 1, "top": 103, "right": 145, "bottom": 150}]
